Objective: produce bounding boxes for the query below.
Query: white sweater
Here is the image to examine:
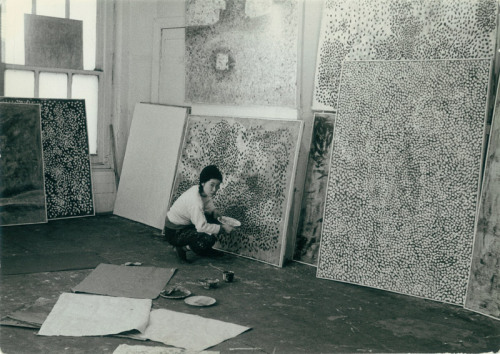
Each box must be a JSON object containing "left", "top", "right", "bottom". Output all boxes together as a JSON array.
[{"left": 166, "top": 185, "right": 221, "bottom": 235}]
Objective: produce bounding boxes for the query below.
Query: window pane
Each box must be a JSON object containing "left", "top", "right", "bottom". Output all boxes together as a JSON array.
[
  {"left": 70, "top": 0, "right": 96, "bottom": 70},
  {"left": 4, "top": 70, "right": 35, "bottom": 97},
  {"left": 36, "top": 0, "right": 66, "bottom": 18},
  {"left": 39, "top": 72, "right": 67, "bottom": 98},
  {"left": 72, "top": 75, "right": 98, "bottom": 154},
  {"left": 2, "top": 0, "right": 32, "bottom": 64}
]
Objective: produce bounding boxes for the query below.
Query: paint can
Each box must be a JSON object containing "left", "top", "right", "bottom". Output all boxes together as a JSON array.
[{"left": 223, "top": 271, "right": 235, "bottom": 283}]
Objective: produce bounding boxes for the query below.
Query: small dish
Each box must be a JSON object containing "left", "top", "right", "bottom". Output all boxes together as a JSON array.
[
  {"left": 159, "top": 286, "right": 192, "bottom": 299},
  {"left": 217, "top": 216, "right": 241, "bottom": 227},
  {"left": 198, "top": 278, "right": 220, "bottom": 289},
  {"left": 184, "top": 295, "right": 216, "bottom": 307}
]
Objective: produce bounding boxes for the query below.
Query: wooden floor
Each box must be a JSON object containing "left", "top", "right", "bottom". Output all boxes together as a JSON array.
[{"left": 1, "top": 215, "right": 499, "bottom": 353}]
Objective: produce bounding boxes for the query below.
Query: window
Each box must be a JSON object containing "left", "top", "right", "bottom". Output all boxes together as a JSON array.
[{"left": 1, "top": 0, "right": 104, "bottom": 158}]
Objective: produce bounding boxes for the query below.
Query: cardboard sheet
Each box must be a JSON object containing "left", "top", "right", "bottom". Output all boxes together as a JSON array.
[
  {"left": 72, "top": 263, "right": 176, "bottom": 299},
  {"left": 6, "top": 297, "right": 56, "bottom": 326},
  {"left": 134, "top": 309, "right": 250, "bottom": 351},
  {"left": 113, "top": 103, "right": 188, "bottom": 230},
  {"left": 113, "top": 344, "right": 218, "bottom": 354},
  {"left": 38, "top": 293, "right": 151, "bottom": 336}
]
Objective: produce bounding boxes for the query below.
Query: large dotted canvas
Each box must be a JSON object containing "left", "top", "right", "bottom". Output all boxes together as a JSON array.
[
  {"left": 312, "top": 0, "right": 497, "bottom": 110},
  {"left": 0, "top": 98, "right": 94, "bottom": 220},
  {"left": 0, "top": 103, "right": 47, "bottom": 226},
  {"left": 465, "top": 81, "right": 500, "bottom": 320},
  {"left": 185, "top": 0, "right": 298, "bottom": 107},
  {"left": 294, "top": 113, "right": 335, "bottom": 265},
  {"left": 171, "top": 115, "right": 303, "bottom": 267},
  {"left": 317, "top": 60, "right": 490, "bottom": 305}
]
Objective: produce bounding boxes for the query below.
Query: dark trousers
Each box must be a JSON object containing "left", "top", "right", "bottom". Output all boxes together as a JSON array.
[{"left": 164, "top": 214, "right": 219, "bottom": 255}]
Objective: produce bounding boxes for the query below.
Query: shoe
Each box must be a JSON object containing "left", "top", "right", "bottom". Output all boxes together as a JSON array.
[{"left": 175, "top": 246, "right": 191, "bottom": 263}]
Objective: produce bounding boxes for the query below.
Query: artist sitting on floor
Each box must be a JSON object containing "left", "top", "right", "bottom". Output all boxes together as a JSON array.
[{"left": 164, "top": 165, "right": 234, "bottom": 262}]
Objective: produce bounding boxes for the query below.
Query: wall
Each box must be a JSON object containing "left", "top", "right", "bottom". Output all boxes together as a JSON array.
[{"left": 111, "top": 0, "right": 324, "bottom": 261}]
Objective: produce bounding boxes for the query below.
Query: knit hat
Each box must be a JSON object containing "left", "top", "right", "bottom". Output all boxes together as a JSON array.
[{"left": 199, "top": 165, "right": 223, "bottom": 184}]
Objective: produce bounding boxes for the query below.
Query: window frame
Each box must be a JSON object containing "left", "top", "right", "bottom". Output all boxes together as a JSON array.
[{"left": 1, "top": 0, "right": 112, "bottom": 168}]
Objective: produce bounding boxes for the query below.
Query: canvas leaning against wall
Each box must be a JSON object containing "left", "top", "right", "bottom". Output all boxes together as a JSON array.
[
  {"left": 465, "top": 80, "right": 500, "bottom": 320},
  {"left": 113, "top": 103, "right": 188, "bottom": 230},
  {"left": 294, "top": 113, "right": 335, "bottom": 266},
  {"left": 0, "top": 103, "right": 47, "bottom": 226},
  {"left": 171, "top": 115, "right": 303, "bottom": 267},
  {"left": 185, "top": 0, "right": 299, "bottom": 107},
  {"left": 317, "top": 59, "right": 491, "bottom": 305},
  {"left": 0, "top": 98, "right": 94, "bottom": 220},
  {"left": 312, "top": 0, "right": 497, "bottom": 110}
]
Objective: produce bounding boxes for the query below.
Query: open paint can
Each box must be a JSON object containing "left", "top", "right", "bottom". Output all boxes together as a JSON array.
[{"left": 223, "top": 271, "right": 235, "bottom": 283}]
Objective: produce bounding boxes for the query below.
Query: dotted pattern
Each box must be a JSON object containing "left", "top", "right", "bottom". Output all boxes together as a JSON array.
[
  {"left": 185, "top": 0, "right": 298, "bottom": 106},
  {"left": 171, "top": 116, "right": 302, "bottom": 266},
  {"left": 313, "top": 0, "right": 497, "bottom": 110},
  {"left": 0, "top": 98, "right": 94, "bottom": 219},
  {"left": 316, "top": 60, "right": 490, "bottom": 305},
  {"left": 186, "top": 0, "right": 226, "bottom": 26},
  {"left": 294, "top": 113, "right": 335, "bottom": 265}
]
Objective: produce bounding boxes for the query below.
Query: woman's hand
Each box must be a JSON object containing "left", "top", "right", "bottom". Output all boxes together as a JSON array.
[
  {"left": 221, "top": 224, "right": 234, "bottom": 234},
  {"left": 213, "top": 210, "right": 223, "bottom": 220}
]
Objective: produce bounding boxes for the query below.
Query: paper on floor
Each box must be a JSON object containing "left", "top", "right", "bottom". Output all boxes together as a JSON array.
[
  {"left": 113, "top": 344, "right": 219, "bottom": 354},
  {"left": 72, "top": 263, "right": 176, "bottom": 299},
  {"left": 132, "top": 309, "right": 250, "bottom": 351},
  {"left": 38, "top": 293, "right": 151, "bottom": 336}
]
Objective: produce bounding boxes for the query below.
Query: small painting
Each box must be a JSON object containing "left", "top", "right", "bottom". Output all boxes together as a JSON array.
[
  {"left": 0, "top": 103, "right": 47, "bottom": 226},
  {"left": 294, "top": 113, "right": 335, "bottom": 265}
]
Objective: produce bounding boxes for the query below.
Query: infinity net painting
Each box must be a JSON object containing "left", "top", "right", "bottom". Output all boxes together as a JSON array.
[
  {"left": 312, "top": 0, "right": 496, "bottom": 110},
  {"left": 317, "top": 59, "right": 490, "bottom": 305},
  {"left": 170, "top": 115, "right": 303, "bottom": 267}
]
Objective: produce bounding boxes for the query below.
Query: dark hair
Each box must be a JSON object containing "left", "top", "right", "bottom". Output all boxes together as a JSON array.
[{"left": 199, "top": 165, "right": 223, "bottom": 193}]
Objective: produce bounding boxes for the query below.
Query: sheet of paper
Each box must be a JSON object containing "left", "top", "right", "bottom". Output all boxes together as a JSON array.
[
  {"left": 72, "top": 263, "right": 176, "bottom": 299},
  {"left": 135, "top": 309, "right": 250, "bottom": 351},
  {"left": 38, "top": 293, "right": 151, "bottom": 336}
]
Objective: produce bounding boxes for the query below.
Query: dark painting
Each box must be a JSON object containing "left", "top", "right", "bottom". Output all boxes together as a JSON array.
[
  {"left": 25, "top": 14, "right": 83, "bottom": 70},
  {"left": 0, "top": 103, "right": 47, "bottom": 225},
  {"left": 465, "top": 81, "right": 500, "bottom": 320},
  {"left": 294, "top": 113, "right": 335, "bottom": 265}
]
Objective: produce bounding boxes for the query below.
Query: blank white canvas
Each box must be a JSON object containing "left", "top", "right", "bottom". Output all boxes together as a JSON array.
[
  {"left": 114, "top": 103, "right": 187, "bottom": 229},
  {"left": 38, "top": 293, "right": 151, "bottom": 336}
]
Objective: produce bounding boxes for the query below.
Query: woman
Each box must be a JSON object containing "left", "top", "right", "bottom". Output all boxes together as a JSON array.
[{"left": 164, "top": 165, "right": 234, "bottom": 262}]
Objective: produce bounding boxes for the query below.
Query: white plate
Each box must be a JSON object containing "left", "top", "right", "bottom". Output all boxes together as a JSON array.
[
  {"left": 184, "top": 295, "right": 216, "bottom": 307},
  {"left": 217, "top": 216, "right": 241, "bottom": 227}
]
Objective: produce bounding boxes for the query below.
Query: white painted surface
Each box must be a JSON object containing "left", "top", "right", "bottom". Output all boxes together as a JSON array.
[{"left": 113, "top": 103, "right": 187, "bottom": 229}]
